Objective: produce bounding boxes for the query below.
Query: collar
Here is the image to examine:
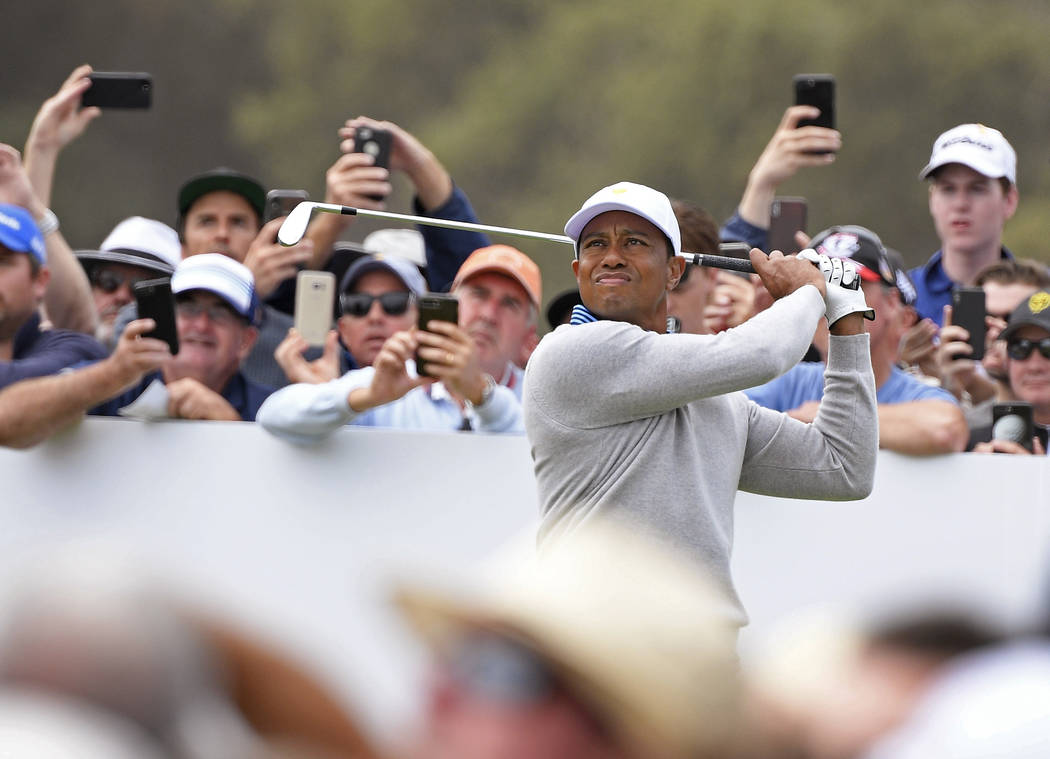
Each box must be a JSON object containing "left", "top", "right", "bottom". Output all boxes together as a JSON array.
[
  {"left": 921, "top": 247, "right": 1015, "bottom": 293},
  {"left": 569, "top": 304, "right": 600, "bottom": 325},
  {"left": 12, "top": 312, "right": 43, "bottom": 358}
]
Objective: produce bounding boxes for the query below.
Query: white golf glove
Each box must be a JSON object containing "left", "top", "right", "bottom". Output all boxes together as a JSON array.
[{"left": 796, "top": 248, "right": 875, "bottom": 325}]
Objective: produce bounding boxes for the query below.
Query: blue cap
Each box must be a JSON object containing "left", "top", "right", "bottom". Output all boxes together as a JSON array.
[{"left": 0, "top": 205, "right": 45, "bottom": 265}]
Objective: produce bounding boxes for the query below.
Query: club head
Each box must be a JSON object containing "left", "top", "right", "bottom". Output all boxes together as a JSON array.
[{"left": 278, "top": 202, "right": 317, "bottom": 246}]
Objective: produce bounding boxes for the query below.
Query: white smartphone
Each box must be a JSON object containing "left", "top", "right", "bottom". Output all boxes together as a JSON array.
[{"left": 294, "top": 271, "right": 336, "bottom": 346}]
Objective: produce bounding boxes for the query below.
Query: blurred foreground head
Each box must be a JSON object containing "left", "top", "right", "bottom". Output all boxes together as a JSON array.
[{"left": 395, "top": 519, "right": 742, "bottom": 759}]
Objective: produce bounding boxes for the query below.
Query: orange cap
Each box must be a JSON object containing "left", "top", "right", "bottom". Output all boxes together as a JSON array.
[{"left": 452, "top": 245, "right": 542, "bottom": 308}]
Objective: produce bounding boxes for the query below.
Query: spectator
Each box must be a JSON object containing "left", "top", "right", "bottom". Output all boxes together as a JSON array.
[
  {"left": 258, "top": 244, "right": 540, "bottom": 440},
  {"left": 0, "top": 203, "right": 106, "bottom": 392},
  {"left": 275, "top": 253, "right": 427, "bottom": 384},
  {"left": 523, "top": 182, "right": 876, "bottom": 626},
  {"left": 394, "top": 519, "right": 742, "bottom": 759},
  {"left": 545, "top": 287, "right": 582, "bottom": 330},
  {"left": 666, "top": 198, "right": 722, "bottom": 334},
  {"left": 969, "top": 289, "right": 1050, "bottom": 454},
  {"left": 934, "top": 259, "right": 1050, "bottom": 413},
  {"left": 307, "top": 116, "right": 490, "bottom": 293},
  {"left": 746, "top": 226, "right": 969, "bottom": 456},
  {"left": 900, "top": 124, "right": 1019, "bottom": 372},
  {"left": 75, "top": 217, "right": 180, "bottom": 349}
]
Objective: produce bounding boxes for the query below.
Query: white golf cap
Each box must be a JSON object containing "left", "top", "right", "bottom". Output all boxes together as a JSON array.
[
  {"left": 564, "top": 181, "right": 681, "bottom": 257},
  {"left": 76, "top": 217, "right": 181, "bottom": 276},
  {"left": 171, "top": 253, "right": 256, "bottom": 322},
  {"left": 363, "top": 228, "right": 426, "bottom": 268},
  {"left": 920, "top": 123, "right": 1017, "bottom": 185}
]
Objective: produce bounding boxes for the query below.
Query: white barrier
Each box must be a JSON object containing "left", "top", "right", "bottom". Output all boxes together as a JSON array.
[{"left": 2, "top": 417, "right": 1049, "bottom": 742}]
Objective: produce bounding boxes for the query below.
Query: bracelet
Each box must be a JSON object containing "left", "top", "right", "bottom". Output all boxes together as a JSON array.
[{"left": 36, "top": 209, "right": 59, "bottom": 236}]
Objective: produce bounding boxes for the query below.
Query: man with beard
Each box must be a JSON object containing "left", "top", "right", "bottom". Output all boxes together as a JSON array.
[{"left": 258, "top": 245, "right": 539, "bottom": 440}]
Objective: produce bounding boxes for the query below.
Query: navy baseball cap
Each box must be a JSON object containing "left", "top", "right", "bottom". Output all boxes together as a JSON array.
[{"left": 0, "top": 204, "right": 45, "bottom": 265}]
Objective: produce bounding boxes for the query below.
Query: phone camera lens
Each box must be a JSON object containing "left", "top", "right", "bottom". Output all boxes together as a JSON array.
[
  {"left": 363, "top": 141, "right": 380, "bottom": 158},
  {"left": 357, "top": 127, "right": 373, "bottom": 140}
]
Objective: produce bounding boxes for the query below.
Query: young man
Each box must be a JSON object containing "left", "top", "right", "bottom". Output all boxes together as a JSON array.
[{"left": 523, "top": 182, "right": 877, "bottom": 626}]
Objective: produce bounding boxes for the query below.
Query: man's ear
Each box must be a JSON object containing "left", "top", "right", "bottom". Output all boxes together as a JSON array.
[
  {"left": 571, "top": 259, "right": 580, "bottom": 279},
  {"left": 32, "top": 265, "right": 51, "bottom": 303},
  {"left": 666, "top": 255, "right": 686, "bottom": 292},
  {"left": 238, "top": 326, "right": 259, "bottom": 363}
]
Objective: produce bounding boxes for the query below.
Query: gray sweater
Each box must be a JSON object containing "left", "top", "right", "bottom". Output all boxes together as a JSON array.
[{"left": 523, "top": 286, "right": 877, "bottom": 625}]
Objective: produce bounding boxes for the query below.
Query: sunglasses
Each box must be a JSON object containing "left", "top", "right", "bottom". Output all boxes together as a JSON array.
[
  {"left": 175, "top": 298, "right": 244, "bottom": 326},
  {"left": 339, "top": 291, "right": 413, "bottom": 318},
  {"left": 1006, "top": 337, "right": 1050, "bottom": 361},
  {"left": 90, "top": 269, "right": 152, "bottom": 294}
]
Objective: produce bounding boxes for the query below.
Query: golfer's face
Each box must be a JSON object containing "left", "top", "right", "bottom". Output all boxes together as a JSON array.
[{"left": 573, "top": 211, "right": 675, "bottom": 327}]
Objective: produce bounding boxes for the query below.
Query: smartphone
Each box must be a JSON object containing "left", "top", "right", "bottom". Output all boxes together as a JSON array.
[
  {"left": 992, "top": 402, "right": 1034, "bottom": 452},
  {"left": 415, "top": 294, "right": 459, "bottom": 377},
  {"left": 768, "top": 197, "right": 808, "bottom": 255},
  {"left": 264, "top": 189, "right": 310, "bottom": 224},
  {"left": 293, "top": 271, "right": 336, "bottom": 346},
  {"left": 353, "top": 126, "right": 392, "bottom": 202},
  {"left": 715, "top": 241, "right": 754, "bottom": 279},
  {"left": 794, "top": 74, "right": 835, "bottom": 130},
  {"left": 951, "top": 287, "right": 986, "bottom": 362},
  {"left": 132, "top": 278, "right": 179, "bottom": 355},
  {"left": 82, "top": 72, "right": 152, "bottom": 109}
]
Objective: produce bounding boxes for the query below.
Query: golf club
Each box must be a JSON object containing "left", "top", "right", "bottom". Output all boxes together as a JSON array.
[{"left": 277, "top": 201, "right": 757, "bottom": 274}]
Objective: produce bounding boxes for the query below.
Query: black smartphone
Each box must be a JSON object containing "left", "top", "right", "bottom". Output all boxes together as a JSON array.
[
  {"left": 951, "top": 287, "right": 986, "bottom": 362},
  {"left": 415, "top": 294, "right": 459, "bottom": 377},
  {"left": 82, "top": 72, "right": 152, "bottom": 109},
  {"left": 768, "top": 197, "right": 808, "bottom": 255},
  {"left": 132, "top": 278, "right": 179, "bottom": 355},
  {"left": 264, "top": 189, "right": 310, "bottom": 224},
  {"left": 353, "top": 126, "right": 392, "bottom": 202},
  {"left": 794, "top": 74, "right": 835, "bottom": 130},
  {"left": 992, "top": 402, "right": 1034, "bottom": 452}
]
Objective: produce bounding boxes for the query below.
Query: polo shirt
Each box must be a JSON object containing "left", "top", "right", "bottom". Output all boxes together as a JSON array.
[
  {"left": 1, "top": 313, "right": 107, "bottom": 391},
  {"left": 89, "top": 370, "right": 274, "bottom": 421},
  {"left": 908, "top": 247, "right": 1013, "bottom": 326}
]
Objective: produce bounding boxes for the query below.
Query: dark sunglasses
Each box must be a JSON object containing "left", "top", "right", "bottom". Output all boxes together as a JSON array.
[
  {"left": 339, "top": 291, "right": 413, "bottom": 318},
  {"left": 1006, "top": 337, "right": 1050, "bottom": 361},
  {"left": 90, "top": 269, "right": 152, "bottom": 294}
]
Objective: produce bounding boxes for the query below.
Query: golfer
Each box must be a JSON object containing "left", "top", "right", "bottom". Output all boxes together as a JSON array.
[{"left": 523, "top": 182, "right": 878, "bottom": 626}]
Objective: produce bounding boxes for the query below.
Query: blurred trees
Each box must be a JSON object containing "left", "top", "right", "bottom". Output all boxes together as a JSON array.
[{"left": 3, "top": 0, "right": 1049, "bottom": 308}]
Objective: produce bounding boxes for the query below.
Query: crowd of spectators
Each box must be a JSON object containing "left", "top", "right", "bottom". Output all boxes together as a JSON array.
[{"left": 1, "top": 65, "right": 1049, "bottom": 759}]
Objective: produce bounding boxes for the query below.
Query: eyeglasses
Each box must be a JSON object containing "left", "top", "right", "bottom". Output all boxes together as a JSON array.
[
  {"left": 340, "top": 291, "right": 413, "bottom": 318},
  {"left": 445, "top": 634, "right": 560, "bottom": 705},
  {"left": 175, "top": 298, "right": 244, "bottom": 326},
  {"left": 1006, "top": 337, "right": 1050, "bottom": 361},
  {"left": 90, "top": 269, "right": 152, "bottom": 294}
]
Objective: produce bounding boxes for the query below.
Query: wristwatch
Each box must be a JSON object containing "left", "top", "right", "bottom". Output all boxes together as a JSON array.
[
  {"left": 36, "top": 209, "right": 59, "bottom": 236},
  {"left": 467, "top": 374, "right": 497, "bottom": 410}
]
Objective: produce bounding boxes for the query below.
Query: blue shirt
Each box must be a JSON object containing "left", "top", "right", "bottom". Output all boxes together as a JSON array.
[
  {"left": 415, "top": 184, "right": 492, "bottom": 292},
  {"left": 89, "top": 370, "right": 274, "bottom": 421},
  {"left": 720, "top": 211, "right": 768, "bottom": 250},
  {"left": 1, "top": 313, "right": 107, "bottom": 391},
  {"left": 908, "top": 247, "right": 1014, "bottom": 326},
  {"left": 745, "top": 361, "right": 957, "bottom": 410}
]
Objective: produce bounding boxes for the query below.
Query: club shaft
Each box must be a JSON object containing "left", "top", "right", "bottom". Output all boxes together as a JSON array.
[{"left": 323, "top": 204, "right": 758, "bottom": 274}]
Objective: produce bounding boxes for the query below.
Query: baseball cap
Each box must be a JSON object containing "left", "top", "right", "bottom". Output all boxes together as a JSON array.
[
  {"left": 395, "top": 519, "right": 741, "bottom": 759},
  {"left": 339, "top": 253, "right": 427, "bottom": 296},
  {"left": 999, "top": 290, "right": 1050, "bottom": 343},
  {"left": 564, "top": 182, "right": 681, "bottom": 258},
  {"left": 176, "top": 168, "right": 266, "bottom": 220},
  {"left": 363, "top": 228, "right": 426, "bottom": 268},
  {"left": 885, "top": 247, "right": 918, "bottom": 307},
  {"left": 75, "top": 217, "right": 180, "bottom": 276},
  {"left": 810, "top": 225, "right": 896, "bottom": 289},
  {"left": 0, "top": 204, "right": 45, "bottom": 265},
  {"left": 452, "top": 245, "right": 542, "bottom": 308},
  {"left": 919, "top": 124, "right": 1016, "bottom": 185},
  {"left": 171, "top": 253, "right": 257, "bottom": 323}
]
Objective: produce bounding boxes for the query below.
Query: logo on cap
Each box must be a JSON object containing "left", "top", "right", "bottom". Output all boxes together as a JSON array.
[{"left": 1029, "top": 292, "right": 1050, "bottom": 315}]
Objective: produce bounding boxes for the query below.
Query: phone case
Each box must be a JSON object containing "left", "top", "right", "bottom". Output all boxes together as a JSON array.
[
  {"left": 265, "top": 189, "right": 310, "bottom": 224},
  {"left": 992, "top": 402, "right": 1034, "bottom": 451},
  {"left": 768, "top": 197, "right": 808, "bottom": 255},
  {"left": 415, "top": 294, "right": 459, "bottom": 377},
  {"left": 82, "top": 72, "right": 152, "bottom": 109},
  {"left": 951, "top": 287, "right": 986, "bottom": 361},
  {"left": 132, "top": 278, "right": 179, "bottom": 355},
  {"left": 794, "top": 74, "right": 835, "bottom": 130},
  {"left": 294, "top": 271, "right": 336, "bottom": 346}
]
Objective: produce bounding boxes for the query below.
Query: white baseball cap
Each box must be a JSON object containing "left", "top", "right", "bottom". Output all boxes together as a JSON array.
[
  {"left": 363, "top": 228, "right": 426, "bottom": 268},
  {"left": 919, "top": 123, "right": 1017, "bottom": 185},
  {"left": 564, "top": 182, "right": 681, "bottom": 257},
  {"left": 76, "top": 217, "right": 180, "bottom": 276},
  {"left": 171, "top": 253, "right": 257, "bottom": 322}
]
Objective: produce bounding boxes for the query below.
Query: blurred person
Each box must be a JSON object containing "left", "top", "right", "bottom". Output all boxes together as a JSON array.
[
  {"left": 969, "top": 289, "right": 1050, "bottom": 454},
  {"left": 75, "top": 216, "right": 180, "bottom": 349},
  {"left": 665, "top": 198, "right": 721, "bottom": 334},
  {"left": 545, "top": 288, "right": 582, "bottom": 331},
  {"left": 307, "top": 116, "right": 490, "bottom": 293},
  {"left": 275, "top": 253, "right": 427, "bottom": 384},
  {"left": 900, "top": 124, "right": 1019, "bottom": 372},
  {"left": 0, "top": 255, "right": 271, "bottom": 448},
  {"left": 746, "top": 226, "right": 968, "bottom": 456},
  {"left": 0, "top": 202, "right": 106, "bottom": 392},
  {"left": 394, "top": 518, "right": 743, "bottom": 759},
  {"left": 934, "top": 259, "right": 1050, "bottom": 412},
  {"left": 524, "top": 182, "right": 876, "bottom": 626},
  {"left": 258, "top": 245, "right": 540, "bottom": 440}
]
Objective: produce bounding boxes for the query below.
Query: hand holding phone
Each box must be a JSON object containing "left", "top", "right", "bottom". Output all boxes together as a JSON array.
[
  {"left": 992, "top": 402, "right": 1034, "bottom": 452},
  {"left": 132, "top": 278, "right": 179, "bottom": 355},
  {"left": 951, "top": 288, "right": 987, "bottom": 361},
  {"left": 294, "top": 271, "right": 336, "bottom": 346},
  {"left": 415, "top": 294, "right": 459, "bottom": 377},
  {"left": 793, "top": 74, "right": 835, "bottom": 154},
  {"left": 82, "top": 72, "right": 152, "bottom": 109}
]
